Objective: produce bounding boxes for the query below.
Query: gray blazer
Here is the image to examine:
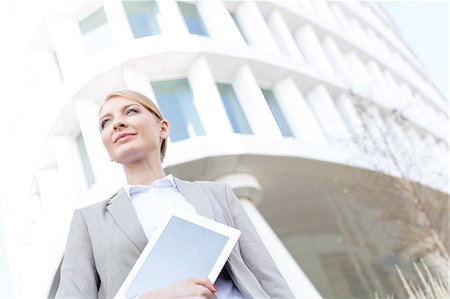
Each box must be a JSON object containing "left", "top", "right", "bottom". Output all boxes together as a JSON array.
[{"left": 56, "top": 178, "right": 295, "bottom": 299}]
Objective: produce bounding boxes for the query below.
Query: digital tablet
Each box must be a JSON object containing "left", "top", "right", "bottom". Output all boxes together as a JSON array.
[{"left": 114, "top": 208, "right": 241, "bottom": 299}]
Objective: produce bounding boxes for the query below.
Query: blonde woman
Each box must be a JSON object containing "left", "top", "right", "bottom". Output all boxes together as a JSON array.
[{"left": 56, "top": 90, "right": 294, "bottom": 299}]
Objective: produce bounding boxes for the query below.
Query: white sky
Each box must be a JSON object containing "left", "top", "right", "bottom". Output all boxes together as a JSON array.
[{"left": 379, "top": 0, "right": 449, "bottom": 100}]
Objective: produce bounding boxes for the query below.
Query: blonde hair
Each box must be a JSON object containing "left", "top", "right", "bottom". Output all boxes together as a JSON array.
[{"left": 101, "top": 89, "right": 167, "bottom": 161}]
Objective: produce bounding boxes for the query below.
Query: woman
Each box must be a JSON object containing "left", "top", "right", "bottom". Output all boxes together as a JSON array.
[{"left": 55, "top": 90, "right": 294, "bottom": 299}]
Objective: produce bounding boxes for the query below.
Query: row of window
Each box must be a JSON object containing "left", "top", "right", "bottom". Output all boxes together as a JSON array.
[
  {"left": 40, "top": 0, "right": 441, "bottom": 126},
  {"left": 152, "top": 79, "right": 293, "bottom": 142},
  {"left": 74, "top": 1, "right": 443, "bottom": 122},
  {"left": 80, "top": 1, "right": 211, "bottom": 55}
]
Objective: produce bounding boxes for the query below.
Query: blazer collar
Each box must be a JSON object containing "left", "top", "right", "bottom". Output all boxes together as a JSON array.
[
  {"left": 173, "top": 177, "right": 215, "bottom": 220},
  {"left": 106, "top": 188, "right": 148, "bottom": 252},
  {"left": 105, "top": 177, "right": 215, "bottom": 252}
]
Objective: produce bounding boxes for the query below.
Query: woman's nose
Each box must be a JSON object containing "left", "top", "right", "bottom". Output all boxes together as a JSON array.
[{"left": 113, "top": 120, "right": 127, "bottom": 130}]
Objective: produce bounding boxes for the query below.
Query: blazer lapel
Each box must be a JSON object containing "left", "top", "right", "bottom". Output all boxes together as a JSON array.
[
  {"left": 106, "top": 188, "right": 148, "bottom": 252},
  {"left": 174, "top": 177, "right": 215, "bottom": 220}
]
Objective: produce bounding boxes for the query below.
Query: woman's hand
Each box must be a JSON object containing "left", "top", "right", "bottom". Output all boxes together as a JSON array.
[{"left": 137, "top": 278, "right": 217, "bottom": 299}]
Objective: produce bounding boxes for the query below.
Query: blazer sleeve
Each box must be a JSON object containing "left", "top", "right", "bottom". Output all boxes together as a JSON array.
[
  {"left": 55, "top": 209, "right": 100, "bottom": 299},
  {"left": 224, "top": 184, "right": 295, "bottom": 299}
]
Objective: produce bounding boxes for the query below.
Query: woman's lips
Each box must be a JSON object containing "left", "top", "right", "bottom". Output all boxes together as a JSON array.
[{"left": 114, "top": 133, "right": 136, "bottom": 143}]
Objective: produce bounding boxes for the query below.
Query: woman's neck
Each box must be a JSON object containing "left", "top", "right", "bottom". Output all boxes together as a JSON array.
[{"left": 123, "top": 162, "right": 166, "bottom": 185}]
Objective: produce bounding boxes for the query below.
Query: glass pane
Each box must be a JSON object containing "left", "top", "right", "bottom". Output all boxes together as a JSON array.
[
  {"left": 79, "top": 8, "right": 108, "bottom": 34},
  {"left": 76, "top": 133, "right": 96, "bottom": 187},
  {"left": 79, "top": 7, "right": 113, "bottom": 55},
  {"left": 123, "top": 0, "right": 161, "bottom": 38},
  {"left": 178, "top": 2, "right": 208, "bottom": 36},
  {"left": 152, "top": 79, "right": 205, "bottom": 142},
  {"left": 262, "top": 89, "right": 294, "bottom": 137},
  {"left": 217, "top": 83, "right": 252, "bottom": 134}
]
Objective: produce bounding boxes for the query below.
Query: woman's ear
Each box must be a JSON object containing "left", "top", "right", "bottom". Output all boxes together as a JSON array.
[{"left": 160, "top": 119, "right": 170, "bottom": 139}]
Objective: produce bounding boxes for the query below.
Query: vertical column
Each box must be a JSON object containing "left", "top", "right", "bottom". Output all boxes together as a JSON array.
[
  {"left": 335, "top": 94, "right": 364, "bottom": 136},
  {"left": 384, "top": 70, "right": 402, "bottom": 102},
  {"left": 294, "top": 24, "right": 334, "bottom": 74},
  {"left": 267, "top": 9, "right": 305, "bottom": 62},
  {"left": 123, "top": 66, "right": 157, "bottom": 101},
  {"left": 311, "top": 1, "right": 338, "bottom": 28},
  {"left": 104, "top": 0, "right": 134, "bottom": 43},
  {"left": 232, "top": 64, "right": 282, "bottom": 138},
  {"left": 187, "top": 57, "right": 234, "bottom": 137},
  {"left": 329, "top": 3, "right": 356, "bottom": 38},
  {"left": 343, "top": 51, "right": 373, "bottom": 93},
  {"left": 52, "top": 136, "right": 85, "bottom": 205},
  {"left": 322, "top": 36, "right": 355, "bottom": 84},
  {"left": 348, "top": 18, "right": 371, "bottom": 49},
  {"left": 215, "top": 173, "right": 322, "bottom": 299},
  {"left": 156, "top": 0, "right": 189, "bottom": 35},
  {"left": 366, "top": 60, "right": 395, "bottom": 108},
  {"left": 23, "top": 169, "right": 73, "bottom": 299},
  {"left": 306, "top": 85, "right": 350, "bottom": 142},
  {"left": 234, "top": 1, "right": 280, "bottom": 54},
  {"left": 240, "top": 199, "right": 321, "bottom": 298},
  {"left": 273, "top": 77, "right": 327, "bottom": 143},
  {"left": 196, "top": 1, "right": 245, "bottom": 45},
  {"left": 46, "top": 16, "right": 87, "bottom": 77},
  {"left": 28, "top": 50, "right": 61, "bottom": 88},
  {"left": 74, "top": 98, "right": 111, "bottom": 182}
]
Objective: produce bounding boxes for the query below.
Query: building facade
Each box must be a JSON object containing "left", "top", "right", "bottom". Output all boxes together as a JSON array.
[{"left": 2, "top": 1, "right": 448, "bottom": 298}]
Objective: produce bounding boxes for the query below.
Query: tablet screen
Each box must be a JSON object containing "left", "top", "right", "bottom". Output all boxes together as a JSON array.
[{"left": 125, "top": 216, "right": 228, "bottom": 297}]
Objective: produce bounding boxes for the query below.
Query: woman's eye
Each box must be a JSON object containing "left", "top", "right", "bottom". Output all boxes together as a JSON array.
[
  {"left": 126, "top": 108, "right": 139, "bottom": 115},
  {"left": 100, "top": 119, "right": 110, "bottom": 129}
]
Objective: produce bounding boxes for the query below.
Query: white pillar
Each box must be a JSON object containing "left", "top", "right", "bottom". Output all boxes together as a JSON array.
[
  {"left": 232, "top": 64, "right": 282, "bottom": 138},
  {"left": 366, "top": 60, "right": 395, "bottom": 108},
  {"left": 123, "top": 66, "right": 157, "bottom": 100},
  {"left": 322, "top": 36, "right": 354, "bottom": 85},
  {"left": 240, "top": 199, "right": 322, "bottom": 298},
  {"left": 306, "top": 85, "right": 350, "bottom": 142},
  {"left": 74, "top": 98, "right": 111, "bottom": 181},
  {"left": 234, "top": 1, "right": 280, "bottom": 54},
  {"left": 22, "top": 169, "right": 73, "bottom": 299},
  {"left": 156, "top": 0, "right": 189, "bottom": 35},
  {"left": 294, "top": 24, "right": 334, "bottom": 74},
  {"left": 343, "top": 51, "right": 373, "bottom": 93},
  {"left": 311, "top": 1, "right": 338, "bottom": 28},
  {"left": 329, "top": 3, "right": 356, "bottom": 39},
  {"left": 104, "top": 0, "right": 134, "bottom": 43},
  {"left": 348, "top": 18, "right": 371, "bottom": 49},
  {"left": 52, "top": 136, "right": 85, "bottom": 206},
  {"left": 196, "top": 1, "right": 245, "bottom": 45},
  {"left": 187, "top": 57, "right": 234, "bottom": 137},
  {"left": 335, "top": 94, "right": 364, "bottom": 136},
  {"left": 215, "top": 173, "right": 322, "bottom": 298},
  {"left": 46, "top": 16, "right": 86, "bottom": 78},
  {"left": 273, "top": 77, "right": 327, "bottom": 144},
  {"left": 267, "top": 9, "right": 305, "bottom": 63},
  {"left": 28, "top": 50, "right": 61, "bottom": 88}
]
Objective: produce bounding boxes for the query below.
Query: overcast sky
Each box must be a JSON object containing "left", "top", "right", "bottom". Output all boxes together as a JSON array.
[{"left": 379, "top": 1, "right": 448, "bottom": 100}]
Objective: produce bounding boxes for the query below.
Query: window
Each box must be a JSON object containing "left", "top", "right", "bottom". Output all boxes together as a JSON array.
[
  {"left": 123, "top": 0, "right": 161, "bottom": 38},
  {"left": 217, "top": 83, "right": 252, "bottom": 134},
  {"left": 76, "top": 133, "right": 95, "bottom": 187},
  {"left": 152, "top": 79, "right": 205, "bottom": 141},
  {"left": 229, "top": 12, "right": 249, "bottom": 44},
  {"left": 261, "top": 89, "right": 294, "bottom": 137},
  {"left": 79, "top": 7, "right": 113, "bottom": 55},
  {"left": 178, "top": 1, "right": 208, "bottom": 36}
]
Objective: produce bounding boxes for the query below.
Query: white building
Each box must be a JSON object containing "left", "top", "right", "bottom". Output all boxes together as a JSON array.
[{"left": 1, "top": 1, "right": 448, "bottom": 298}]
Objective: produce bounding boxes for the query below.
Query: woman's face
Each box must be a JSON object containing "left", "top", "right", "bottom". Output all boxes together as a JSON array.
[{"left": 99, "top": 96, "right": 169, "bottom": 165}]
